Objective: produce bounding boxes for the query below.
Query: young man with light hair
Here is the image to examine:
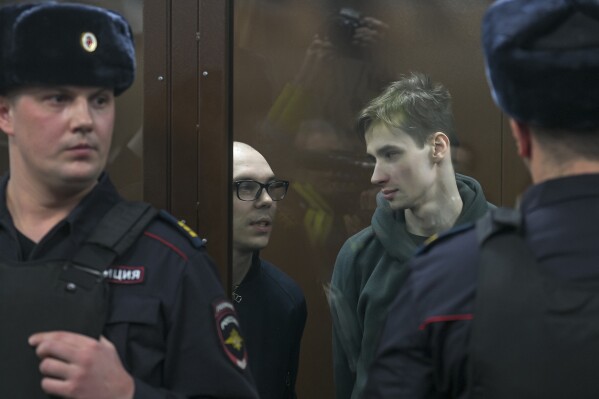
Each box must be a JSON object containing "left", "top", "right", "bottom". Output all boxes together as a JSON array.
[
  {"left": 330, "top": 72, "right": 493, "bottom": 399},
  {"left": 365, "top": 1, "right": 599, "bottom": 397}
]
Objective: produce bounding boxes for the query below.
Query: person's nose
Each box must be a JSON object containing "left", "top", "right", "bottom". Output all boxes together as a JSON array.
[
  {"left": 370, "top": 162, "right": 388, "bottom": 185},
  {"left": 69, "top": 97, "right": 93, "bottom": 134},
  {"left": 254, "top": 187, "right": 274, "bottom": 208}
]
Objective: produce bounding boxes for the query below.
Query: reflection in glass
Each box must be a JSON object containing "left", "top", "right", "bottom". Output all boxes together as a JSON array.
[{"left": 234, "top": 1, "right": 495, "bottom": 398}]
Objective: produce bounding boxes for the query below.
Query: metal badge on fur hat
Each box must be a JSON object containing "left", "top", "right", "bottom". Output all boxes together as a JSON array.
[
  {"left": 0, "top": 2, "right": 135, "bottom": 96},
  {"left": 482, "top": 0, "right": 599, "bottom": 130}
]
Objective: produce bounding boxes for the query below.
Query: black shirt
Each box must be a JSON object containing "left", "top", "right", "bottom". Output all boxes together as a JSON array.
[{"left": 235, "top": 253, "right": 307, "bottom": 399}]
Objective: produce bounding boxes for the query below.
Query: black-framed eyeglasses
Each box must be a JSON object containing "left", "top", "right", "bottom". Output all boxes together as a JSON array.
[{"left": 233, "top": 179, "right": 290, "bottom": 201}]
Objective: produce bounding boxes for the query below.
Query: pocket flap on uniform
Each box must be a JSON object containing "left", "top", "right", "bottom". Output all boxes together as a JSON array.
[{"left": 106, "top": 295, "right": 161, "bottom": 325}]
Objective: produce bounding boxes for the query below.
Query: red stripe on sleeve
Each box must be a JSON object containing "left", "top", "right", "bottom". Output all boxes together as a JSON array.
[
  {"left": 144, "top": 231, "right": 189, "bottom": 261},
  {"left": 419, "top": 314, "right": 473, "bottom": 331}
]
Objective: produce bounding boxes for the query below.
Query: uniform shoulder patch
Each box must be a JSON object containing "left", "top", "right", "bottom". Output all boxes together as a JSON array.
[
  {"left": 213, "top": 299, "right": 248, "bottom": 370},
  {"left": 415, "top": 222, "right": 475, "bottom": 256},
  {"left": 158, "top": 210, "right": 206, "bottom": 248}
]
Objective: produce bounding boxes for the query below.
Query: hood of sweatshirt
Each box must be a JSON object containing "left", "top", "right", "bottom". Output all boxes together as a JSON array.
[{"left": 371, "top": 173, "right": 491, "bottom": 261}]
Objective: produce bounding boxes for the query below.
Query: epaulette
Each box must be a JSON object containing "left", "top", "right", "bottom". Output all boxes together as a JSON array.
[
  {"left": 476, "top": 207, "right": 522, "bottom": 245},
  {"left": 414, "top": 222, "right": 475, "bottom": 256},
  {"left": 158, "top": 210, "right": 207, "bottom": 248}
]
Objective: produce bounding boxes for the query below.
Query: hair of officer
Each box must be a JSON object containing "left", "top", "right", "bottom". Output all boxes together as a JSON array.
[
  {"left": 357, "top": 72, "right": 456, "bottom": 148},
  {"left": 531, "top": 125, "right": 599, "bottom": 163}
]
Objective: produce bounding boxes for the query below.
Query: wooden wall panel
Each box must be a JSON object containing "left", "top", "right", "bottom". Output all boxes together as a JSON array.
[
  {"left": 170, "top": 0, "right": 200, "bottom": 230},
  {"left": 144, "top": 0, "right": 231, "bottom": 286},
  {"left": 143, "top": 1, "right": 170, "bottom": 209},
  {"left": 197, "top": 0, "right": 232, "bottom": 290}
]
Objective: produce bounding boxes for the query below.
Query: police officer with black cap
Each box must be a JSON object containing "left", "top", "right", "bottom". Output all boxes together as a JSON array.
[
  {"left": 0, "top": 2, "right": 258, "bottom": 398},
  {"left": 362, "top": 0, "right": 599, "bottom": 398}
]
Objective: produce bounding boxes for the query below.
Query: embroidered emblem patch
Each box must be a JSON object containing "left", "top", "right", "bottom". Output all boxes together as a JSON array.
[
  {"left": 213, "top": 299, "right": 248, "bottom": 370},
  {"left": 80, "top": 32, "right": 98, "bottom": 52},
  {"left": 105, "top": 266, "right": 145, "bottom": 284}
]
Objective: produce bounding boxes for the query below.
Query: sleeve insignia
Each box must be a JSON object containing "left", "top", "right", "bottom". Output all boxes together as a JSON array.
[
  {"left": 158, "top": 210, "right": 206, "bottom": 248},
  {"left": 213, "top": 299, "right": 248, "bottom": 370}
]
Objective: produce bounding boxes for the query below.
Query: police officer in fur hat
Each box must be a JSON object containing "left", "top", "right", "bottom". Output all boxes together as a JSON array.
[
  {"left": 362, "top": 0, "right": 599, "bottom": 398},
  {"left": 0, "top": 3, "right": 258, "bottom": 398}
]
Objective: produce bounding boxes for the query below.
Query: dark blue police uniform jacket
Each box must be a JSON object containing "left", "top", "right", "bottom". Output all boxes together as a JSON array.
[
  {"left": 0, "top": 173, "right": 259, "bottom": 399},
  {"left": 363, "top": 173, "right": 599, "bottom": 399},
  {"left": 234, "top": 254, "right": 307, "bottom": 399}
]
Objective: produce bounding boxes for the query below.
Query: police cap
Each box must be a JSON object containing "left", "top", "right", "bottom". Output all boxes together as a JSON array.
[
  {"left": 483, "top": 0, "right": 599, "bottom": 130},
  {"left": 0, "top": 2, "right": 135, "bottom": 96}
]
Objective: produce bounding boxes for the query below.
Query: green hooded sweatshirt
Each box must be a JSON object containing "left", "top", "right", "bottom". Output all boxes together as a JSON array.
[{"left": 330, "top": 174, "right": 494, "bottom": 399}]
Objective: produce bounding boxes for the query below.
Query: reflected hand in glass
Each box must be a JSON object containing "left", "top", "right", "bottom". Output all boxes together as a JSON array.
[{"left": 234, "top": 179, "right": 290, "bottom": 201}]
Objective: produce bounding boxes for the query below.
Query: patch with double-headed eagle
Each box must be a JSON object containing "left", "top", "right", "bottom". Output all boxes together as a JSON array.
[{"left": 213, "top": 299, "right": 248, "bottom": 370}]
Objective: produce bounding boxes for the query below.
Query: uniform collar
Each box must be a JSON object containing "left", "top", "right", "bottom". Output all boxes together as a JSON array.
[
  {"left": 519, "top": 173, "right": 599, "bottom": 213},
  {"left": 0, "top": 172, "right": 122, "bottom": 259},
  {"left": 66, "top": 173, "right": 123, "bottom": 239}
]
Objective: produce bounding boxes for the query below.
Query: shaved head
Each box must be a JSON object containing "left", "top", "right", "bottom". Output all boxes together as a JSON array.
[{"left": 232, "top": 141, "right": 277, "bottom": 253}]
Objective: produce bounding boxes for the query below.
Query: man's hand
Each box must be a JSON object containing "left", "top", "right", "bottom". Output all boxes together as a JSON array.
[
  {"left": 352, "top": 16, "right": 389, "bottom": 49},
  {"left": 294, "top": 35, "right": 337, "bottom": 87},
  {"left": 28, "top": 332, "right": 134, "bottom": 399}
]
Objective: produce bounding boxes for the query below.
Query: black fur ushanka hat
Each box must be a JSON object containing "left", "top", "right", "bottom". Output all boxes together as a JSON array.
[
  {"left": 482, "top": 0, "right": 599, "bottom": 130},
  {"left": 0, "top": 2, "right": 135, "bottom": 96}
]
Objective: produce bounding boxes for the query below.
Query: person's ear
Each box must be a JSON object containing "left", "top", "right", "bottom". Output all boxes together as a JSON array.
[
  {"left": 430, "top": 132, "right": 449, "bottom": 163},
  {"left": 0, "top": 96, "right": 15, "bottom": 136},
  {"left": 509, "top": 119, "right": 532, "bottom": 159}
]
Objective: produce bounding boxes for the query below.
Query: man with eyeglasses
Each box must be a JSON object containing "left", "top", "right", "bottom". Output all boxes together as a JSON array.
[{"left": 232, "top": 141, "right": 307, "bottom": 399}]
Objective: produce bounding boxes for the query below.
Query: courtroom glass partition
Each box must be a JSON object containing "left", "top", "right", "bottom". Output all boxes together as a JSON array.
[{"left": 232, "top": 1, "right": 530, "bottom": 397}]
